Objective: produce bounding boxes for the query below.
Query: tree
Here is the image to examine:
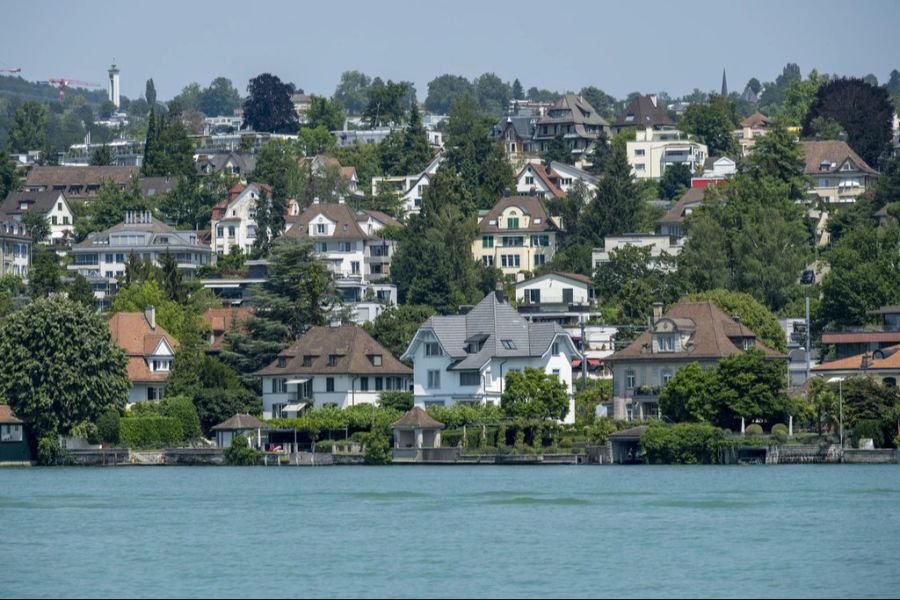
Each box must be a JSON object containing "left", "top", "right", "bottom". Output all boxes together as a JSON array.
[
  {"left": 112, "top": 279, "right": 214, "bottom": 342},
  {"left": 803, "top": 78, "right": 894, "bottom": 167},
  {"left": 683, "top": 289, "right": 787, "bottom": 353},
  {"left": 157, "top": 175, "right": 219, "bottom": 230},
  {"left": 807, "top": 115, "right": 844, "bottom": 140},
  {"left": 759, "top": 62, "right": 802, "bottom": 109},
  {"left": 0, "top": 296, "right": 129, "bottom": 441},
  {"left": 296, "top": 125, "right": 336, "bottom": 157},
  {"left": 585, "top": 130, "right": 611, "bottom": 175},
  {"left": 199, "top": 77, "right": 242, "bottom": 117},
  {"left": 0, "top": 151, "right": 17, "bottom": 201},
  {"left": 173, "top": 82, "right": 202, "bottom": 112},
  {"left": 501, "top": 367, "right": 569, "bottom": 421},
  {"left": 243, "top": 73, "right": 298, "bottom": 133},
  {"left": 542, "top": 134, "right": 573, "bottom": 165},
  {"left": 363, "top": 79, "right": 410, "bottom": 126},
  {"left": 579, "top": 87, "right": 619, "bottom": 121},
  {"left": 474, "top": 73, "right": 511, "bottom": 116},
  {"left": 362, "top": 304, "right": 436, "bottom": 358},
  {"left": 511, "top": 78, "right": 524, "bottom": 101},
  {"left": 89, "top": 144, "right": 112, "bottom": 166},
  {"left": 680, "top": 94, "right": 739, "bottom": 156},
  {"left": 333, "top": 70, "right": 371, "bottom": 115},
  {"left": 75, "top": 175, "right": 151, "bottom": 241},
  {"left": 8, "top": 101, "right": 47, "bottom": 152},
  {"left": 28, "top": 246, "right": 60, "bottom": 299},
  {"left": 740, "top": 121, "right": 808, "bottom": 200},
  {"left": 781, "top": 69, "right": 827, "bottom": 125},
  {"left": 333, "top": 142, "right": 381, "bottom": 191},
  {"left": 145, "top": 79, "right": 157, "bottom": 106},
  {"left": 658, "top": 162, "right": 692, "bottom": 201},
  {"left": 399, "top": 103, "right": 431, "bottom": 174},
  {"left": 660, "top": 362, "right": 717, "bottom": 423},
  {"left": 424, "top": 74, "right": 474, "bottom": 115},
  {"left": 67, "top": 274, "right": 96, "bottom": 309},
  {"left": 594, "top": 244, "right": 679, "bottom": 321},
  {"left": 583, "top": 141, "right": 641, "bottom": 238},
  {"left": 19, "top": 210, "right": 50, "bottom": 243},
  {"left": 305, "top": 95, "right": 346, "bottom": 131},
  {"left": 141, "top": 107, "right": 195, "bottom": 178},
  {"left": 712, "top": 348, "right": 793, "bottom": 429}
]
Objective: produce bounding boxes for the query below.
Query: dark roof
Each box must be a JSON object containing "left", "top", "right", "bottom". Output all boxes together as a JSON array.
[
  {"left": 285, "top": 203, "right": 372, "bottom": 240},
  {"left": 257, "top": 326, "right": 412, "bottom": 377},
  {"left": 538, "top": 94, "right": 609, "bottom": 130},
  {"left": 25, "top": 166, "right": 138, "bottom": 188},
  {"left": 479, "top": 196, "right": 560, "bottom": 234},
  {"left": 0, "top": 405, "right": 24, "bottom": 424},
  {"left": 392, "top": 407, "right": 445, "bottom": 429},
  {"left": 139, "top": 176, "right": 179, "bottom": 197},
  {"left": 740, "top": 112, "right": 770, "bottom": 128},
  {"left": 493, "top": 115, "right": 537, "bottom": 140},
  {"left": 198, "top": 152, "right": 257, "bottom": 176},
  {"left": 0, "top": 190, "right": 66, "bottom": 217},
  {"left": 799, "top": 141, "right": 878, "bottom": 176},
  {"left": 607, "top": 300, "right": 783, "bottom": 362},
  {"left": 657, "top": 186, "right": 709, "bottom": 224},
  {"left": 614, "top": 95, "right": 675, "bottom": 129},
  {"left": 212, "top": 414, "right": 270, "bottom": 431}
]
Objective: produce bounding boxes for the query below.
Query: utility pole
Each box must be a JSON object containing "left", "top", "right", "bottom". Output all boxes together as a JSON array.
[
  {"left": 580, "top": 313, "right": 587, "bottom": 386},
  {"left": 805, "top": 296, "right": 811, "bottom": 387}
]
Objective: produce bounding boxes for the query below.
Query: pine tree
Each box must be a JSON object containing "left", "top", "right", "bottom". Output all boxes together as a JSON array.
[
  {"left": 512, "top": 78, "right": 524, "bottom": 100},
  {"left": 67, "top": 274, "right": 96, "bottom": 309},
  {"left": 400, "top": 104, "right": 431, "bottom": 174},
  {"left": 584, "top": 142, "right": 641, "bottom": 238},
  {"left": 145, "top": 79, "right": 157, "bottom": 106}
]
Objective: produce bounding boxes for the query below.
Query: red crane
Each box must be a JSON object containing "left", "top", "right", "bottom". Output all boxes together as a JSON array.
[{"left": 48, "top": 77, "right": 101, "bottom": 101}]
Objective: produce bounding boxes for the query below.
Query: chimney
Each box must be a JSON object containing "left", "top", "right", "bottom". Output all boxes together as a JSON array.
[
  {"left": 144, "top": 305, "right": 156, "bottom": 330},
  {"left": 649, "top": 94, "right": 658, "bottom": 108},
  {"left": 495, "top": 282, "right": 506, "bottom": 304},
  {"left": 652, "top": 302, "right": 663, "bottom": 324}
]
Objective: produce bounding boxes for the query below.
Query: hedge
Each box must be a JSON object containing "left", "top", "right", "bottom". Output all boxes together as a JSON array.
[
  {"left": 120, "top": 417, "right": 184, "bottom": 449},
  {"left": 640, "top": 423, "right": 725, "bottom": 464}
]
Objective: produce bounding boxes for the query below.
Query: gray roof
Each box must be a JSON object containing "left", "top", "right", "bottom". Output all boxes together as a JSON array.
[
  {"left": 613, "top": 95, "right": 675, "bottom": 129},
  {"left": 199, "top": 152, "right": 257, "bottom": 176},
  {"left": 412, "top": 292, "right": 571, "bottom": 370},
  {"left": 73, "top": 214, "right": 208, "bottom": 251},
  {"left": 212, "top": 414, "right": 270, "bottom": 431},
  {"left": 492, "top": 116, "right": 537, "bottom": 140},
  {"left": 0, "top": 190, "right": 66, "bottom": 218}
]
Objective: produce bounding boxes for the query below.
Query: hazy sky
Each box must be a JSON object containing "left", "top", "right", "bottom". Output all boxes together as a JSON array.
[{"left": 4, "top": 0, "right": 899, "bottom": 103}]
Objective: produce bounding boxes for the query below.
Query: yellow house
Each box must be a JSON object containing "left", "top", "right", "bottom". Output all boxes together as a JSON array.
[{"left": 473, "top": 195, "right": 563, "bottom": 277}]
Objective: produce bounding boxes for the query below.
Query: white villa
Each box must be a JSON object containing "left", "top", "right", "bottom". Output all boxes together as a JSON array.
[
  {"left": 0, "top": 190, "right": 75, "bottom": 245},
  {"left": 210, "top": 182, "right": 271, "bottom": 255},
  {"left": 592, "top": 234, "right": 683, "bottom": 272},
  {"left": 627, "top": 127, "right": 708, "bottom": 180},
  {"left": 109, "top": 307, "right": 178, "bottom": 404}
]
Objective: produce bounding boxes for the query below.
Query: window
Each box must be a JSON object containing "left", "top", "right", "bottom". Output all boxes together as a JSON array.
[
  {"left": 502, "top": 236, "right": 524, "bottom": 247},
  {"left": 277, "top": 356, "right": 287, "bottom": 368},
  {"left": 530, "top": 235, "right": 549, "bottom": 247},
  {"left": 552, "top": 369, "right": 561, "bottom": 379},
  {"left": 375, "top": 377, "right": 384, "bottom": 391},
  {"left": 482, "top": 236, "right": 494, "bottom": 248},
  {"left": 360, "top": 377, "right": 369, "bottom": 391},
  {"left": 217, "top": 227, "right": 224, "bottom": 237},
  {"left": 63, "top": 216, "right": 69, "bottom": 225},
  {"left": 228, "top": 226, "right": 236, "bottom": 237},
  {"left": 1, "top": 424, "right": 23, "bottom": 442},
  {"left": 427, "top": 370, "right": 441, "bottom": 389},
  {"left": 326, "top": 377, "right": 335, "bottom": 392},
  {"left": 562, "top": 288, "right": 574, "bottom": 304},
  {"left": 57, "top": 202, "right": 62, "bottom": 211},
  {"left": 339, "top": 242, "right": 352, "bottom": 252},
  {"left": 317, "top": 223, "right": 327, "bottom": 234},
  {"left": 482, "top": 256, "right": 494, "bottom": 267},
  {"left": 663, "top": 370, "right": 674, "bottom": 385},
  {"left": 459, "top": 371, "right": 480, "bottom": 386},
  {"left": 105, "top": 254, "right": 113, "bottom": 264},
  {"left": 501, "top": 254, "right": 521, "bottom": 268},
  {"left": 425, "top": 342, "right": 442, "bottom": 357},
  {"left": 626, "top": 371, "right": 635, "bottom": 389},
  {"left": 272, "top": 378, "right": 287, "bottom": 394},
  {"left": 525, "top": 176, "right": 534, "bottom": 185},
  {"left": 315, "top": 242, "right": 328, "bottom": 253},
  {"left": 351, "top": 261, "right": 360, "bottom": 275},
  {"left": 635, "top": 149, "right": 645, "bottom": 157},
  {"left": 328, "top": 354, "right": 338, "bottom": 366},
  {"left": 507, "top": 217, "right": 519, "bottom": 229},
  {"left": 302, "top": 355, "right": 313, "bottom": 367},
  {"left": 526, "top": 289, "right": 541, "bottom": 304},
  {"left": 52, "top": 216, "right": 58, "bottom": 225},
  {"left": 501, "top": 339, "right": 517, "bottom": 350},
  {"left": 552, "top": 342, "right": 560, "bottom": 355},
  {"left": 659, "top": 335, "right": 675, "bottom": 352},
  {"left": 534, "top": 254, "right": 546, "bottom": 267},
  {"left": 635, "top": 164, "right": 646, "bottom": 172}
]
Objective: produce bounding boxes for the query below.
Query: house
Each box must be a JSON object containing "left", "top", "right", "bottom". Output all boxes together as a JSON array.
[
  {"left": 0, "top": 220, "right": 31, "bottom": 278},
  {"left": 258, "top": 325, "right": 412, "bottom": 418},
  {"left": 812, "top": 344, "right": 900, "bottom": 388},
  {"left": 657, "top": 186, "right": 709, "bottom": 239},
  {"left": 492, "top": 115, "right": 538, "bottom": 158},
  {"left": 0, "top": 190, "right": 75, "bottom": 245},
  {"left": 515, "top": 272, "right": 595, "bottom": 309},
  {"left": 605, "top": 301, "right": 785, "bottom": 420},
  {"left": 691, "top": 156, "right": 736, "bottom": 187},
  {"left": 371, "top": 154, "right": 442, "bottom": 216},
  {"left": 592, "top": 234, "right": 683, "bottom": 272},
  {"left": 303, "top": 156, "right": 365, "bottom": 200},
  {"left": 109, "top": 307, "right": 179, "bottom": 404},
  {"left": 210, "top": 182, "right": 272, "bottom": 255},
  {"left": 612, "top": 95, "right": 676, "bottom": 134},
  {"left": 821, "top": 306, "right": 900, "bottom": 360},
  {"left": 514, "top": 163, "right": 564, "bottom": 198},
  {"left": 203, "top": 306, "right": 253, "bottom": 353},
  {"left": 800, "top": 140, "right": 878, "bottom": 205},
  {"left": 626, "top": 127, "right": 708, "bottom": 180},
  {"left": 23, "top": 166, "right": 139, "bottom": 200},
  {"left": 211, "top": 414, "right": 269, "bottom": 449},
  {"left": 68, "top": 211, "right": 213, "bottom": 308},
  {"left": 284, "top": 201, "right": 399, "bottom": 304},
  {"left": 291, "top": 92, "right": 312, "bottom": 124},
  {"left": 0, "top": 405, "right": 32, "bottom": 463},
  {"left": 548, "top": 161, "right": 600, "bottom": 195},
  {"left": 734, "top": 112, "right": 770, "bottom": 157},
  {"left": 473, "top": 195, "right": 563, "bottom": 277},
  {"left": 401, "top": 290, "right": 581, "bottom": 423},
  {"left": 533, "top": 94, "right": 609, "bottom": 156},
  {"left": 197, "top": 152, "right": 257, "bottom": 180},
  {"left": 139, "top": 176, "right": 178, "bottom": 198}
]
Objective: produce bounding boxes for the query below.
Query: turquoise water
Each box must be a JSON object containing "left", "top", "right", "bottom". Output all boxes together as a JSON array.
[{"left": 1, "top": 466, "right": 899, "bottom": 598}]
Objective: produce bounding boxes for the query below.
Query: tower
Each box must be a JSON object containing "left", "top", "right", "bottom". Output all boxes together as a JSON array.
[
  {"left": 108, "top": 62, "right": 120, "bottom": 109},
  {"left": 721, "top": 69, "right": 728, "bottom": 96}
]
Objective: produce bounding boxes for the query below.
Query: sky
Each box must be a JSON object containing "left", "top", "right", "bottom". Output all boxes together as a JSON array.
[{"left": 3, "top": 0, "right": 900, "bottom": 104}]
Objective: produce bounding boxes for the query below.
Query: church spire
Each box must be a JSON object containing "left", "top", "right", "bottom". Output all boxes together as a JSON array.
[{"left": 721, "top": 69, "right": 728, "bottom": 96}]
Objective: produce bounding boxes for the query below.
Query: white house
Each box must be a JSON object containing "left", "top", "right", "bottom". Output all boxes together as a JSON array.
[
  {"left": 210, "top": 182, "right": 270, "bottom": 255},
  {"left": 0, "top": 220, "right": 31, "bottom": 278},
  {"left": 258, "top": 325, "right": 412, "bottom": 418},
  {"left": 691, "top": 156, "right": 736, "bottom": 186},
  {"left": 0, "top": 190, "right": 75, "bottom": 245},
  {"left": 401, "top": 290, "right": 581, "bottom": 423},
  {"left": 515, "top": 272, "right": 595, "bottom": 309},
  {"left": 627, "top": 127, "right": 708, "bottom": 180},
  {"left": 108, "top": 307, "right": 178, "bottom": 404},
  {"left": 371, "top": 154, "right": 442, "bottom": 217},
  {"left": 592, "top": 234, "right": 683, "bottom": 272}
]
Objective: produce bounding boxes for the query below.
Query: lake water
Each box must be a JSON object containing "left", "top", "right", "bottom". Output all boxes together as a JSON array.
[{"left": 1, "top": 465, "right": 898, "bottom": 598}]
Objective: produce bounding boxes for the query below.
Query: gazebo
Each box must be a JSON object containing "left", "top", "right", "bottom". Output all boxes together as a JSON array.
[
  {"left": 211, "top": 414, "right": 270, "bottom": 449},
  {"left": 391, "top": 407, "right": 445, "bottom": 461}
]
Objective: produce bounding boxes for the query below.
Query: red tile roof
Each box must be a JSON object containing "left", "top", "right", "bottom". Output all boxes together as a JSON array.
[
  {"left": 203, "top": 306, "right": 254, "bottom": 351},
  {"left": 813, "top": 344, "right": 900, "bottom": 372},
  {"left": 0, "top": 404, "right": 23, "bottom": 424},
  {"left": 108, "top": 312, "right": 179, "bottom": 384}
]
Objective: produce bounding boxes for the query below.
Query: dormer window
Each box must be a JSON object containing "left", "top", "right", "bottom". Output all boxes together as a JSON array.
[
  {"left": 657, "top": 335, "right": 675, "bottom": 352},
  {"left": 302, "top": 355, "right": 313, "bottom": 367},
  {"left": 370, "top": 354, "right": 383, "bottom": 367},
  {"left": 507, "top": 217, "right": 519, "bottom": 229},
  {"left": 328, "top": 354, "right": 338, "bottom": 366},
  {"left": 277, "top": 356, "right": 287, "bottom": 368}
]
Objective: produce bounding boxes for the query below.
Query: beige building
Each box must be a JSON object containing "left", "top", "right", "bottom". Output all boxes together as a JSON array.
[
  {"left": 473, "top": 196, "right": 563, "bottom": 277},
  {"left": 800, "top": 140, "right": 878, "bottom": 206},
  {"left": 626, "top": 128, "right": 708, "bottom": 180}
]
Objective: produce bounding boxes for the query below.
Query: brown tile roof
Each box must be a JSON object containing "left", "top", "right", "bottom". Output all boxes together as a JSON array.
[
  {"left": 518, "top": 163, "right": 564, "bottom": 198},
  {"left": 740, "top": 112, "right": 770, "bottom": 128},
  {"left": 813, "top": 344, "right": 900, "bottom": 372},
  {"left": 657, "top": 186, "right": 710, "bottom": 224},
  {"left": 614, "top": 95, "right": 675, "bottom": 129},
  {"left": 108, "top": 312, "right": 179, "bottom": 383},
  {"left": 203, "top": 306, "right": 254, "bottom": 351},
  {"left": 537, "top": 94, "right": 609, "bottom": 130},
  {"left": 212, "top": 414, "right": 270, "bottom": 431},
  {"left": 257, "top": 326, "right": 412, "bottom": 376},
  {"left": 357, "top": 209, "right": 401, "bottom": 228},
  {"left": 0, "top": 404, "right": 24, "bottom": 424},
  {"left": 799, "top": 141, "right": 878, "bottom": 176},
  {"left": 555, "top": 272, "right": 594, "bottom": 285},
  {"left": 821, "top": 331, "right": 900, "bottom": 345},
  {"left": 478, "top": 196, "right": 560, "bottom": 234},
  {"left": 607, "top": 300, "right": 784, "bottom": 362},
  {"left": 25, "top": 166, "right": 138, "bottom": 187},
  {"left": 392, "top": 407, "right": 445, "bottom": 429},
  {"left": 285, "top": 203, "right": 372, "bottom": 239}
]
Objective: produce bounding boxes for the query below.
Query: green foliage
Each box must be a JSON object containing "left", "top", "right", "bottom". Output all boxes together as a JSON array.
[
  {"left": 502, "top": 367, "right": 569, "bottom": 421},
  {"left": 157, "top": 174, "right": 226, "bottom": 230},
  {"left": 578, "top": 86, "right": 619, "bottom": 121},
  {"left": 112, "top": 278, "right": 215, "bottom": 342},
  {"left": 37, "top": 434, "right": 62, "bottom": 466},
  {"left": 541, "top": 134, "right": 573, "bottom": 165},
  {"left": 425, "top": 74, "right": 474, "bottom": 114},
  {"left": 682, "top": 289, "right": 787, "bottom": 353},
  {"left": 224, "top": 434, "right": 259, "bottom": 466},
  {"left": 67, "top": 274, "right": 96, "bottom": 309},
  {"left": 377, "top": 391, "right": 414, "bottom": 412},
  {"left": 588, "top": 417, "right": 616, "bottom": 445},
  {"left": 771, "top": 423, "right": 789, "bottom": 436},
  {"left": 574, "top": 378, "right": 612, "bottom": 427},
  {"left": 305, "top": 95, "right": 346, "bottom": 131},
  {"left": 714, "top": 348, "right": 794, "bottom": 429},
  {"left": 680, "top": 94, "right": 739, "bottom": 156},
  {"left": 161, "top": 396, "right": 202, "bottom": 442},
  {"left": 242, "top": 73, "right": 298, "bottom": 133},
  {"left": 363, "top": 79, "right": 412, "bottom": 126},
  {"left": 363, "top": 431, "right": 391, "bottom": 465},
  {"left": 745, "top": 423, "right": 764, "bottom": 435},
  {"left": 0, "top": 151, "right": 17, "bottom": 201},
  {"left": 660, "top": 362, "right": 717, "bottom": 423},
  {"left": 95, "top": 407, "right": 121, "bottom": 446},
  {"left": 296, "top": 125, "right": 336, "bottom": 157},
  {"left": 89, "top": 144, "right": 112, "bottom": 166},
  {"left": 362, "top": 304, "right": 435, "bottom": 358},
  {"left": 119, "top": 417, "right": 184, "bottom": 448},
  {"left": 333, "top": 71, "right": 372, "bottom": 115},
  {"left": 18, "top": 211, "right": 49, "bottom": 244},
  {"left": 0, "top": 296, "right": 129, "bottom": 440},
  {"left": 194, "top": 389, "right": 262, "bottom": 437},
  {"left": 8, "top": 100, "right": 47, "bottom": 152},
  {"left": 426, "top": 403, "right": 502, "bottom": 428},
  {"left": 594, "top": 244, "right": 680, "bottom": 324},
  {"left": 27, "top": 245, "right": 60, "bottom": 299},
  {"left": 141, "top": 105, "right": 195, "bottom": 178},
  {"left": 74, "top": 175, "right": 153, "bottom": 241},
  {"left": 583, "top": 141, "right": 643, "bottom": 239},
  {"left": 740, "top": 122, "right": 809, "bottom": 200},
  {"left": 852, "top": 420, "right": 885, "bottom": 448},
  {"left": 474, "top": 73, "right": 511, "bottom": 117},
  {"left": 640, "top": 422, "right": 725, "bottom": 464},
  {"left": 198, "top": 77, "right": 242, "bottom": 117},
  {"left": 658, "top": 162, "right": 692, "bottom": 201}
]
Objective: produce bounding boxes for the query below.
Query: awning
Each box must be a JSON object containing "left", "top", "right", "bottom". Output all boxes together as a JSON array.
[
  {"left": 282, "top": 403, "right": 308, "bottom": 412},
  {"left": 572, "top": 358, "right": 603, "bottom": 367},
  {"left": 286, "top": 378, "right": 310, "bottom": 385}
]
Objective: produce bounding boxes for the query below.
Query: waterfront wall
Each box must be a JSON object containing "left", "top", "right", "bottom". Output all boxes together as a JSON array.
[{"left": 842, "top": 449, "right": 898, "bottom": 464}]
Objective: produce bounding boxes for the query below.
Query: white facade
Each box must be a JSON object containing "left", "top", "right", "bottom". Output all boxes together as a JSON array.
[
  {"left": 0, "top": 221, "right": 30, "bottom": 278},
  {"left": 550, "top": 162, "right": 599, "bottom": 195},
  {"left": 127, "top": 337, "right": 174, "bottom": 405},
  {"left": 211, "top": 184, "right": 262, "bottom": 255},
  {"left": 262, "top": 372, "right": 409, "bottom": 418},
  {"left": 592, "top": 234, "right": 683, "bottom": 271},
  {"left": 627, "top": 128, "right": 708, "bottom": 179},
  {"left": 515, "top": 273, "right": 593, "bottom": 308}
]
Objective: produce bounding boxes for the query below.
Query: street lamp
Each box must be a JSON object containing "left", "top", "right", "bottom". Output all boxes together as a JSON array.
[{"left": 828, "top": 376, "right": 844, "bottom": 462}]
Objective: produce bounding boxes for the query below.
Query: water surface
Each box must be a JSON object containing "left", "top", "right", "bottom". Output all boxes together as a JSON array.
[{"left": 1, "top": 465, "right": 898, "bottom": 598}]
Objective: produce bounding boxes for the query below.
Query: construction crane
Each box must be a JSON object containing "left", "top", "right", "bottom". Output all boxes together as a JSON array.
[{"left": 48, "top": 77, "right": 101, "bottom": 101}]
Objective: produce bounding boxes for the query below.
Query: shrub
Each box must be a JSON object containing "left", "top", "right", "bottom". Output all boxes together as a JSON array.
[
  {"left": 589, "top": 418, "right": 617, "bottom": 445},
  {"left": 120, "top": 417, "right": 183, "bottom": 449},
  {"left": 161, "top": 396, "right": 201, "bottom": 442},
  {"left": 640, "top": 423, "right": 725, "bottom": 464},
  {"left": 128, "top": 401, "right": 163, "bottom": 417},
  {"left": 194, "top": 388, "right": 262, "bottom": 437},
  {"left": 224, "top": 434, "right": 259, "bottom": 466},
  {"left": 37, "top": 434, "right": 61, "bottom": 466},
  {"left": 852, "top": 420, "right": 885, "bottom": 448},
  {"left": 363, "top": 431, "right": 391, "bottom": 465},
  {"left": 745, "top": 424, "right": 764, "bottom": 435},
  {"left": 95, "top": 407, "right": 121, "bottom": 445},
  {"left": 378, "top": 391, "right": 413, "bottom": 412},
  {"left": 771, "top": 423, "right": 788, "bottom": 436}
]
